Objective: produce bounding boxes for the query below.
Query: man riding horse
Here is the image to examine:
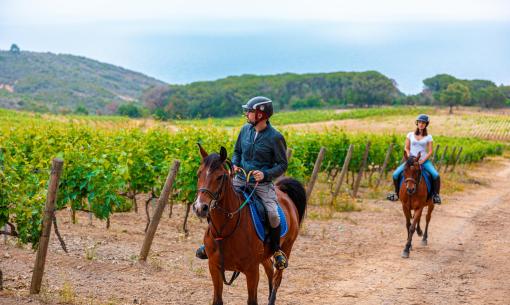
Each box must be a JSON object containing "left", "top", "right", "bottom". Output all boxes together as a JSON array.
[{"left": 196, "top": 96, "right": 289, "bottom": 270}]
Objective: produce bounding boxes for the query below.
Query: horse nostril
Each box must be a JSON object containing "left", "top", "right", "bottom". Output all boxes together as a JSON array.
[{"left": 203, "top": 205, "right": 209, "bottom": 213}]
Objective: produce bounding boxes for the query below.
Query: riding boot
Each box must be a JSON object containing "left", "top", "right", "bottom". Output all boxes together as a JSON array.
[
  {"left": 270, "top": 225, "right": 288, "bottom": 270},
  {"left": 387, "top": 176, "right": 400, "bottom": 201},
  {"left": 432, "top": 177, "right": 442, "bottom": 205},
  {"left": 195, "top": 244, "right": 208, "bottom": 259}
]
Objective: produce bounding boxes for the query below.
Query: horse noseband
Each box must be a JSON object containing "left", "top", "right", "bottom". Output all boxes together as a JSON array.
[{"left": 198, "top": 173, "right": 227, "bottom": 208}]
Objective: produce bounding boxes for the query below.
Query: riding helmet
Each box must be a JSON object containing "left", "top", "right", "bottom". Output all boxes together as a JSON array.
[{"left": 242, "top": 96, "right": 274, "bottom": 118}]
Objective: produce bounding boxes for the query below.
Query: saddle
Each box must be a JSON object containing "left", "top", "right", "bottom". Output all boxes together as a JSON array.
[{"left": 237, "top": 185, "right": 288, "bottom": 242}]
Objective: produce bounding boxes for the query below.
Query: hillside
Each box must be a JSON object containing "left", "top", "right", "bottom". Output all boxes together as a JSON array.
[
  {"left": 0, "top": 48, "right": 166, "bottom": 114},
  {"left": 143, "top": 71, "right": 404, "bottom": 119}
]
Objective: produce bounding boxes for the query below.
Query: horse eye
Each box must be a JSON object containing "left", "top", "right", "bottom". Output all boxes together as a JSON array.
[{"left": 216, "top": 175, "right": 223, "bottom": 181}]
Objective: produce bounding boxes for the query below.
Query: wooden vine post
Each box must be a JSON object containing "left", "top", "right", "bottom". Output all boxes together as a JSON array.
[
  {"left": 139, "top": 160, "right": 180, "bottom": 262},
  {"left": 431, "top": 144, "right": 440, "bottom": 163},
  {"left": 444, "top": 146, "right": 457, "bottom": 173},
  {"left": 30, "top": 158, "right": 64, "bottom": 294},
  {"left": 450, "top": 147, "right": 463, "bottom": 172},
  {"left": 306, "top": 147, "right": 326, "bottom": 201},
  {"left": 353, "top": 141, "right": 371, "bottom": 198},
  {"left": 330, "top": 144, "right": 353, "bottom": 205},
  {"left": 437, "top": 145, "right": 448, "bottom": 172},
  {"left": 375, "top": 143, "right": 393, "bottom": 189}
]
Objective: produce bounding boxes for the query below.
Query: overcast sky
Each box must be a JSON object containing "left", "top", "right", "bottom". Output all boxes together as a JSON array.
[
  {"left": 2, "top": 0, "right": 509, "bottom": 25},
  {"left": 1, "top": 1, "right": 509, "bottom": 92}
]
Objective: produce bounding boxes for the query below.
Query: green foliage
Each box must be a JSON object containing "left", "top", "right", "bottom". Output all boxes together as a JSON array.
[
  {"left": 440, "top": 82, "right": 471, "bottom": 112},
  {"left": 9, "top": 44, "right": 20, "bottom": 54},
  {"left": 476, "top": 86, "right": 507, "bottom": 108},
  {"left": 0, "top": 109, "right": 504, "bottom": 248},
  {"left": 117, "top": 102, "right": 143, "bottom": 118},
  {"left": 74, "top": 104, "right": 89, "bottom": 115},
  {"left": 144, "top": 71, "right": 402, "bottom": 119},
  {"left": 0, "top": 50, "right": 165, "bottom": 114},
  {"left": 177, "top": 106, "right": 433, "bottom": 127},
  {"left": 423, "top": 74, "right": 507, "bottom": 108}
]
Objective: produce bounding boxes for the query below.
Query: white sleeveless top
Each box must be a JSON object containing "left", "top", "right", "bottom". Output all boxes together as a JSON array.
[{"left": 407, "top": 132, "right": 433, "bottom": 161}]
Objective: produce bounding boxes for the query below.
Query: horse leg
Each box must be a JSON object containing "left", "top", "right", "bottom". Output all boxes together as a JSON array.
[
  {"left": 422, "top": 203, "right": 434, "bottom": 246},
  {"left": 245, "top": 267, "right": 260, "bottom": 305},
  {"left": 208, "top": 261, "right": 224, "bottom": 305},
  {"left": 403, "top": 207, "right": 423, "bottom": 258},
  {"left": 269, "top": 269, "right": 283, "bottom": 305},
  {"left": 416, "top": 211, "right": 423, "bottom": 237},
  {"left": 268, "top": 246, "right": 292, "bottom": 305},
  {"left": 262, "top": 259, "right": 274, "bottom": 299},
  {"left": 401, "top": 206, "right": 412, "bottom": 258}
]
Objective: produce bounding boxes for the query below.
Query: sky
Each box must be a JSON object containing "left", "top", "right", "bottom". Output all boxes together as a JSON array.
[
  {"left": 1, "top": 0, "right": 509, "bottom": 93},
  {"left": 2, "top": 0, "right": 509, "bottom": 24}
]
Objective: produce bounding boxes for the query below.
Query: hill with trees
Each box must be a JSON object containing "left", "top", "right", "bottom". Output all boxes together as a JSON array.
[
  {"left": 405, "top": 74, "right": 509, "bottom": 113},
  {"left": 142, "top": 71, "right": 403, "bottom": 119},
  {"left": 0, "top": 45, "right": 166, "bottom": 114}
]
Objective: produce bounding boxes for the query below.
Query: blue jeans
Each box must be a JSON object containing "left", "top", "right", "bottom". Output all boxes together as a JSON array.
[{"left": 392, "top": 160, "right": 439, "bottom": 180}]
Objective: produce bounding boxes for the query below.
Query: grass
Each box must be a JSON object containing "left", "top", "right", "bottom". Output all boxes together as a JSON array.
[
  {"left": 85, "top": 244, "right": 98, "bottom": 261},
  {"left": 59, "top": 280, "right": 77, "bottom": 304},
  {"left": 175, "top": 106, "right": 434, "bottom": 127}
]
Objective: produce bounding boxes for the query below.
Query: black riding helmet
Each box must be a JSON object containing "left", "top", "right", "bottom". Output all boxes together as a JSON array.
[
  {"left": 416, "top": 114, "right": 429, "bottom": 126},
  {"left": 242, "top": 96, "right": 274, "bottom": 119}
]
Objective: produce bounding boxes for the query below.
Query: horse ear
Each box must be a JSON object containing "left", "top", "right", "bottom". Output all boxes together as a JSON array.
[
  {"left": 197, "top": 143, "right": 208, "bottom": 159},
  {"left": 404, "top": 150, "right": 409, "bottom": 161},
  {"left": 220, "top": 146, "right": 227, "bottom": 162},
  {"left": 416, "top": 152, "right": 421, "bottom": 162}
]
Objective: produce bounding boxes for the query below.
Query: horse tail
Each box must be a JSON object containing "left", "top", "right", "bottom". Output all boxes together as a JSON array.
[{"left": 275, "top": 177, "right": 307, "bottom": 225}]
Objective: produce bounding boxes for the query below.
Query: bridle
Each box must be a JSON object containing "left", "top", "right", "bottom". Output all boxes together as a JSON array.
[
  {"left": 404, "top": 160, "right": 422, "bottom": 196},
  {"left": 196, "top": 161, "right": 257, "bottom": 286}
]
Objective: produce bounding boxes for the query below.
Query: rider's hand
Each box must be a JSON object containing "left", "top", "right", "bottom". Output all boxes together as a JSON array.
[
  {"left": 253, "top": 170, "right": 264, "bottom": 182},
  {"left": 418, "top": 159, "right": 425, "bottom": 165},
  {"left": 233, "top": 165, "right": 241, "bottom": 173}
]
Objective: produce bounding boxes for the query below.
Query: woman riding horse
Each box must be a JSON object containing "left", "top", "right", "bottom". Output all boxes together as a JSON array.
[{"left": 387, "top": 114, "right": 442, "bottom": 204}]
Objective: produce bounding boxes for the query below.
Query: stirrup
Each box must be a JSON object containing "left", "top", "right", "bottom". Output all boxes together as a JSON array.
[
  {"left": 433, "top": 194, "right": 442, "bottom": 205},
  {"left": 273, "top": 250, "right": 288, "bottom": 270},
  {"left": 387, "top": 193, "right": 399, "bottom": 202},
  {"left": 196, "top": 245, "right": 208, "bottom": 259}
]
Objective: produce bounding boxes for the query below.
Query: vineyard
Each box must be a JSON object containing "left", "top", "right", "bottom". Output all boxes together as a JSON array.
[
  {"left": 0, "top": 107, "right": 505, "bottom": 246},
  {"left": 0, "top": 107, "right": 508, "bottom": 304}
]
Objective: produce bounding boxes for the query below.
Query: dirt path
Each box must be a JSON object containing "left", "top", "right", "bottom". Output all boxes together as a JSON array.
[{"left": 1, "top": 159, "right": 509, "bottom": 305}]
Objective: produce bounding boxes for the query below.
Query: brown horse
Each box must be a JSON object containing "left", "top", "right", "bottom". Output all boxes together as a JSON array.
[
  {"left": 193, "top": 145, "right": 306, "bottom": 305},
  {"left": 399, "top": 151, "right": 435, "bottom": 258}
]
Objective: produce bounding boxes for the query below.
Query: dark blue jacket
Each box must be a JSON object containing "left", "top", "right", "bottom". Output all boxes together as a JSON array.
[{"left": 232, "top": 122, "right": 288, "bottom": 183}]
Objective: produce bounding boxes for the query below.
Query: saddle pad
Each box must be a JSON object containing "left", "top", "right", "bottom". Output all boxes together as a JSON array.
[{"left": 244, "top": 191, "right": 288, "bottom": 242}]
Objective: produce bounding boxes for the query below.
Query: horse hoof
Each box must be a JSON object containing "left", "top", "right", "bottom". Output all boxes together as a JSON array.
[
  {"left": 417, "top": 230, "right": 423, "bottom": 237},
  {"left": 401, "top": 251, "right": 410, "bottom": 258},
  {"left": 421, "top": 240, "right": 427, "bottom": 246}
]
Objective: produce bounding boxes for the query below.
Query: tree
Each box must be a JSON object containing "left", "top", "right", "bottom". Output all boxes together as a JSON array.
[
  {"left": 439, "top": 82, "right": 471, "bottom": 114},
  {"left": 423, "top": 74, "right": 457, "bottom": 92},
  {"left": 74, "top": 104, "right": 89, "bottom": 115},
  {"left": 9, "top": 44, "right": 20, "bottom": 54},
  {"left": 118, "top": 103, "right": 143, "bottom": 118},
  {"left": 498, "top": 85, "right": 510, "bottom": 106},
  {"left": 478, "top": 87, "right": 506, "bottom": 108}
]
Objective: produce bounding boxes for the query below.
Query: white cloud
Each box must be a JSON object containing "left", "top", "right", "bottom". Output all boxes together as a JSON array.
[{"left": 1, "top": 0, "right": 509, "bottom": 26}]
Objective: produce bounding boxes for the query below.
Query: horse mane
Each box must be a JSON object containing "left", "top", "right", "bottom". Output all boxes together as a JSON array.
[{"left": 406, "top": 155, "right": 418, "bottom": 167}]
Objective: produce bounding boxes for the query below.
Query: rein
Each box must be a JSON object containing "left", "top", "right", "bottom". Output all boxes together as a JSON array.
[
  {"left": 197, "top": 166, "right": 259, "bottom": 285},
  {"left": 404, "top": 163, "right": 422, "bottom": 196}
]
